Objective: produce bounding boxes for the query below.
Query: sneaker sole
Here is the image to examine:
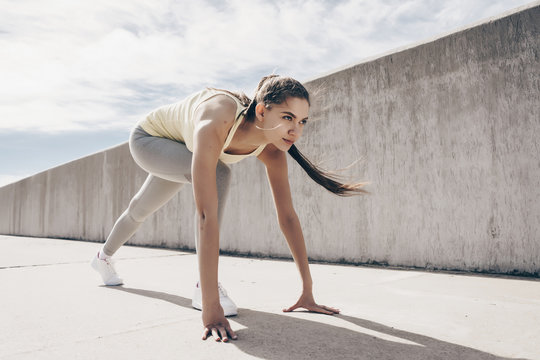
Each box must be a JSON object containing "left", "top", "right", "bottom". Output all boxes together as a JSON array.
[
  {"left": 90, "top": 257, "right": 124, "bottom": 286},
  {"left": 191, "top": 300, "right": 237, "bottom": 317}
]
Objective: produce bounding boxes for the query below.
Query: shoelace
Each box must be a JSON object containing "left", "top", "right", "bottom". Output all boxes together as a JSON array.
[
  {"left": 104, "top": 258, "right": 115, "bottom": 266},
  {"left": 102, "top": 258, "right": 118, "bottom": 274}
]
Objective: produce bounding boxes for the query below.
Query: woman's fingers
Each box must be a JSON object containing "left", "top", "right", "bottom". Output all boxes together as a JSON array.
[
  {"left": 211, "top": 327, "right": 221, "bottom": 341},
  {"left": 218, "top": 326, "right": 228, "bottom": 342},
  {"left": 309, "top": 305, "right": 333, "bottom": 315},
  {"left": 282, "top": 302, "right": 300, "bottom": 312},
  {"left": 317, "top": 304, "right": 340, "bottom": 314},
  {"left": 226, "top": 325, "right": 238, "bottom": 340},
  {"left": 322, "top": 305, "right": 340, "bottom": 314},
  {"left": 203, "top": 325, "right": 238, "bottom": 342},
  {"left": 284, "top": 301, "right": 339, "bottom": 315}
]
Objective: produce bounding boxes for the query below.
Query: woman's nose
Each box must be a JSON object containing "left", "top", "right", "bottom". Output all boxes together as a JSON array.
[{"left": 289, "top": 123, "right": 302, "bottom": 136}]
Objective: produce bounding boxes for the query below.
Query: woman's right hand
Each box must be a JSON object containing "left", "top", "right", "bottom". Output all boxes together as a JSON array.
[{"left": 202, "top": 304, "right": 238, "bottom": 342}]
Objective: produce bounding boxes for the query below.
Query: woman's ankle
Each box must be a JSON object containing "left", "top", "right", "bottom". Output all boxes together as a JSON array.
[{"left": 98, "top": 248, "right": 112, "bottom": 260}]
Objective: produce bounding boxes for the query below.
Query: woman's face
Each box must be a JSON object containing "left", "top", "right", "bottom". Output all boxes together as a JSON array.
[{"left": 256, "top": 97, "right": 310, "bottom": 151}]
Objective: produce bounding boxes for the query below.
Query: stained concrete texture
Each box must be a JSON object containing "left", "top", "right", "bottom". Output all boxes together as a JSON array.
[{"left": 1, "top": 235, "right": 538, "bottom": 360}]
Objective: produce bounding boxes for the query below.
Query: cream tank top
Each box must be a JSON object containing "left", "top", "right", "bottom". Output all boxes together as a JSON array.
[{"left": 137, "top": 88, "right": 266, "bottom": 164}]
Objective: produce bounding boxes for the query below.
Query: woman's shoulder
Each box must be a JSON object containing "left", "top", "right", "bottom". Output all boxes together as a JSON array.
[
  {"left": 192, "top": 91, "right": 239, "bottom": 138},
  {"left": 195, "top": 92, "right": 238, "bottom": 120},
  {"left": 196, "top": 88, "right": 247, "bottom": 118}
]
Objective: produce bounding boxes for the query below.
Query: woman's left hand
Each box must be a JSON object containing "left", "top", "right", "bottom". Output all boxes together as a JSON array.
[{"left": 282, "top": 291, "right": 340, "bottom": 315}]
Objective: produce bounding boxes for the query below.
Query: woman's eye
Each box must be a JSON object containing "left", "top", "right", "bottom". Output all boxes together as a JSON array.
[
  {"left": 300, "top": 119, "right": 307, "bottom": 125},
  {"left": 283, "top": 116, "right": 293, "bottom": 121}
]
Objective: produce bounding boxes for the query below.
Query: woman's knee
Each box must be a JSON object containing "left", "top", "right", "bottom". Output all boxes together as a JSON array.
[{"left": 126, "top": 195, "right": 151, "bottom": 223}]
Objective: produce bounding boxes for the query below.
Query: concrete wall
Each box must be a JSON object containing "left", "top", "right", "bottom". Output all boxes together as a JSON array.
[{"left": 1, "top": 3, "right": 539, "bottom": 275}]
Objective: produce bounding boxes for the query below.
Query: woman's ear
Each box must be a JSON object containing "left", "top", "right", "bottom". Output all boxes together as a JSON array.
[{"left": 255, "top": 103, "right": 265, "bottom": 121}]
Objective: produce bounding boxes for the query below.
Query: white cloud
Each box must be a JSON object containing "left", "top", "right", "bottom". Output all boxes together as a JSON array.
[
  {"left": 0, "top": 174, "right": 27, "bottom": 188},
  {"left": 0, "top": 0, "right": 533, "bottom": 133}
]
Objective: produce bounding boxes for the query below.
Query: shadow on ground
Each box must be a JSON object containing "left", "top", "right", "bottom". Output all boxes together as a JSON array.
[{"left": 108, "top": 287, "right": 524, "bottom": 360}]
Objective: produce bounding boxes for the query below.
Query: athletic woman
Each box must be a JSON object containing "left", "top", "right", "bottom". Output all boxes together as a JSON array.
[{"left": 91, "top": 75, "right": 365, "bottom": 342}]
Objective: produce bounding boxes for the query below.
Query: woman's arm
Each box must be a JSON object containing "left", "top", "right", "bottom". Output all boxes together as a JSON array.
[
  {"left": 258, "top": 145, "right": 339, "bottom": 315},
  {"left": 192, "top": 95, "right": 238, "bottom": 341}
]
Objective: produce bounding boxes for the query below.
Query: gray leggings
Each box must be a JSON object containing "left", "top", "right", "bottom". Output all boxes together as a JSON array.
[{"left": 102, "top": 126, "right": 231, "bottom": 256}]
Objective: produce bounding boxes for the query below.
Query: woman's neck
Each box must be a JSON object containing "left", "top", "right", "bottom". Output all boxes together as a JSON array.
[{"left": 235, "top": 116, "right": 268, "bottom": 148}]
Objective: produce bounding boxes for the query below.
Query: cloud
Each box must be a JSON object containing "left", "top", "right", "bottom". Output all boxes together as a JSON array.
[
  {"left": 0, "top": 0, "right": 532, "bottom": 134},
  {"left": 0, "top": 174, "right": 28, "bottom": 188}
]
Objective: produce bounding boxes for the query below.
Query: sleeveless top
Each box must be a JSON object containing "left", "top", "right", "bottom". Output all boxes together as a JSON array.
[{"left": 137, "top": 88, "right": 266, "bottom": 164}]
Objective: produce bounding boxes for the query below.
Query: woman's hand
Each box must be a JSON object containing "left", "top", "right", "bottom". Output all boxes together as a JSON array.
[
  {"left": 283, "top": 291, "right": 340, "bottom": 315},
  {"left": 202, "top": 304, "right": 238, "bottom": 342}
]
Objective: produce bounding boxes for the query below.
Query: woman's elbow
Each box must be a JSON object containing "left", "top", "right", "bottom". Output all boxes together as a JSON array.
[
  {"left": 196, "top": 207, "right": 218, "bottom": 229},
  {"left": 278, "top": 212, "right": 298, "bottom": 228}
]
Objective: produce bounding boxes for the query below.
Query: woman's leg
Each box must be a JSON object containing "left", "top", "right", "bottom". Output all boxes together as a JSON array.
[
  {"left": 129, "top": 126, "right": 194, "bottom": 184},
  {"left": 102, "top": 175, "right": 184, "bottom": 256},
  {"left": 103, "top": 126, "right": 232, "bottom": 256},
  {"left": 92, "top": 174, "right": 182, "bottom": 285},
  {"left": 101, "top": 126, "right": 193, "bottom": 256}
]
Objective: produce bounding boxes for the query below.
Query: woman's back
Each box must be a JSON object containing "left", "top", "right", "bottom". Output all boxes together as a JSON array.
[{"left": 137, "top": 88, "right": 264, "bottom": 164}]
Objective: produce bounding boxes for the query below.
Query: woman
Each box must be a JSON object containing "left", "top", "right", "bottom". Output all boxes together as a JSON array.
[{"left": 91, "top": 75, "right": 366, "bottom": 342}]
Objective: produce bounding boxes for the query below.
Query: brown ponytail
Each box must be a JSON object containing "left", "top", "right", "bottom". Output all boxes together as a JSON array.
[{"left": 288, "top": 144, "right": 367, "bottom": 196}]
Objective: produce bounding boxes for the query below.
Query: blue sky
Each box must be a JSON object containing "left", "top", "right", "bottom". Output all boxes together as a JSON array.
[{"left": 0, "top": 0, "right": 533, "bottom": 186}]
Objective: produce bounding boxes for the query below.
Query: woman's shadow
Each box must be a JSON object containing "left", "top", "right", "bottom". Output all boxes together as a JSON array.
[{"left": 107, "top": 286, "right": 523, "bottom": 360}]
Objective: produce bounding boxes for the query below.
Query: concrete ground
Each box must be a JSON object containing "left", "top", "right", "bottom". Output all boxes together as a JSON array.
[{"left": 1, "top": 235, "right": 538, "bottom": 360}]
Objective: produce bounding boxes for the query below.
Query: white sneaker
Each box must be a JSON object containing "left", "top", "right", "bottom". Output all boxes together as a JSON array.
[
  {"left": 90, "top": 253, "right": 124, "bottom": 286},
  {"left": 192, "top": 281, "right": 238, "bottom": 316}
]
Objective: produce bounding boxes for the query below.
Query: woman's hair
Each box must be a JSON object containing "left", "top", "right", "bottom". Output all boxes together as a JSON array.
[{"left": 211, "top": 75, "right": 367, "bottom": 196}]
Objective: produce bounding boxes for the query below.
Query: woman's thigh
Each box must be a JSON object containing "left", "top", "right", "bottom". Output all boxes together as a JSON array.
[{"left": 129, "top": 126, "right": 193, "bottom": 183}]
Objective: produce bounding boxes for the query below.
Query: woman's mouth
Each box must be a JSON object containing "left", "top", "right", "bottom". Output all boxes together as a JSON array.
[{"left": 283, "top": 138, "right": 294, "bottom": 146}]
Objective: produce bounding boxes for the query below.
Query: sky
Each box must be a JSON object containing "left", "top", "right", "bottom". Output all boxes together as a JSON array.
[{"left": 0, "top": 0, "right": 534, "bottom": 187}]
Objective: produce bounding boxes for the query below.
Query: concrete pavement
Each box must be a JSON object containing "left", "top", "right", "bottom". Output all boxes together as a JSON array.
[{"left": 1, "top": 235, "right": 538, "bottom": 359}]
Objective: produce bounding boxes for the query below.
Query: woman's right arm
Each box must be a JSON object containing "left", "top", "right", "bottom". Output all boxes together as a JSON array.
[{"left": 191, "top": 95, "right": 238, "bottom": 342}]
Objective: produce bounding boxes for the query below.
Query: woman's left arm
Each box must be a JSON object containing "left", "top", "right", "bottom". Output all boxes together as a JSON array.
[{"left": 258, "top": 145, "right": 339, "bottom": 315}]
